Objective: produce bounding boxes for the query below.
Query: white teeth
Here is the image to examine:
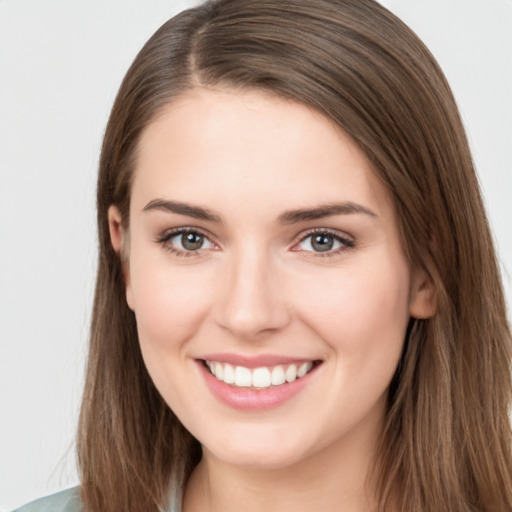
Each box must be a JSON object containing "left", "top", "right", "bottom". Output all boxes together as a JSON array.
[
  {"left": 234, "top": 366, "right": 252, "bottom": 387},
  {"left": 285, "top": 365, "right": 297, "bottom": 383},
  {"left": 214, "top": 361, "right": 224, "bottom": 380},
  {"left": 252, "top": 367, "right": 271, "bottom": 388},
  {"left": 206, "top": 360, "right": 315, "bottom": 389},
  {"left": 271, "top": 365, "right": 286, "bottom": 386},
  {"left": 223, "top": 363, "right": 235, "bottom": 384},
  {"left": 297, "top": 361, "right": 313, "bottom": 377}
]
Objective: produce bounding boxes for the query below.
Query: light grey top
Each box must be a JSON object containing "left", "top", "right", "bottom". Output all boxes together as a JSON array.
[
  {"left": 12, "top": 488, "right": 80, "bottom": 512},
  {"left": 12, "top": 487, "right": 181, "bottom": 512}
]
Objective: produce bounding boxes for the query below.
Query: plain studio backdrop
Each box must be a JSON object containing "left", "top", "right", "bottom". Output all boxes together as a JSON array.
[{"left": 0, "top": 0, "right": 511, "bottom": 509}]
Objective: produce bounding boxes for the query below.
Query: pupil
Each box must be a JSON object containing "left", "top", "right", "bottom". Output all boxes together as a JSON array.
[
  {"left": 312, "top": 234, "right": 333, "bottom": 252},
  {"left": 182, "top": 233, "right": 203, "bottom": 250}
]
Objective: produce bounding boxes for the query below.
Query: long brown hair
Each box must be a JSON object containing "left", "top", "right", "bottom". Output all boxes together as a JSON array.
[{"left": 77, "top": 1, "right": 512, "bottom": 510}]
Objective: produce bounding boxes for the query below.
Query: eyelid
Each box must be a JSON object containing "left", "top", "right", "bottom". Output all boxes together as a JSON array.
[{"left": 157, "top": 225, "right": 213, "bottom": 240}]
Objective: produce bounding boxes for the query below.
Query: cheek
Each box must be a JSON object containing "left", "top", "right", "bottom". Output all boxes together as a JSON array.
[
  {"left": 293, "top": 257, "right": 411, "bottom": 368},
  {"left": 126, "top": 252, "right": 218, "bottom": 413},
  {"left": 286, "top": 258, "right": 411, "bottom": 440},
  {"left": 128, "top": 253, "right": 215, "bottom": 350}
]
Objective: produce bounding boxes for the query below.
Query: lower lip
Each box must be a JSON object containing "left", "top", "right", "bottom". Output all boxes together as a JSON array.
[{"left": 197, "top": 361, "right": 320, "bottom": 410}]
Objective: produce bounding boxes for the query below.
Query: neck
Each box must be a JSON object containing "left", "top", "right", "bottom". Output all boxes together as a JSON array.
[{"left": 182, "top": 412, "right": 382, "bottom": 512}]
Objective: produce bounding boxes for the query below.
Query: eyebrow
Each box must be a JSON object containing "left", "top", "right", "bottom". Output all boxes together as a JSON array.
[
  {"left": 277, "top": 202, "right": 378, "bottom": 224},
  {"left": 142, "top": 199, "right": 378, "bottom": 224},
  {"left": 143, "top": 199, "right": 222, "bottom": 223}
]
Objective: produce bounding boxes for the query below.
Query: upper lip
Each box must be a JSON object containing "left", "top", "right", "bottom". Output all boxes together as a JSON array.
[{"left": 198, "top": 353, "right": 320, "bottom": 368}]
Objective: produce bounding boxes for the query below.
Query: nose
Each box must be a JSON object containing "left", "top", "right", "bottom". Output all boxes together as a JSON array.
[{"left": 213, "top": 247, "right": 291, "bottom": 339}]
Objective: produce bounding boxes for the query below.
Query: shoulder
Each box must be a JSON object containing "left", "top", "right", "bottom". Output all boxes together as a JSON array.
[{"left": 12, "top": 487, "right": 81, "bottom": 512}]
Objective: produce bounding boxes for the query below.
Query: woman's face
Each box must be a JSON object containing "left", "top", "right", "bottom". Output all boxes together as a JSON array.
[{"left": 109, "top": 88, "right": 432, "bottom": 470}]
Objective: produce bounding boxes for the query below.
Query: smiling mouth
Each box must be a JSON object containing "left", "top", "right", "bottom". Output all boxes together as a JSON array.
[{"left": 202, "top": 360, "right": 321, "bottom": 390}]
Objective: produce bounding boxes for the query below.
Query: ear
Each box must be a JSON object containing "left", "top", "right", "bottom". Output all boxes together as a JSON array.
[
  {"left": 108, "top": 205, "right": 134, "bottom": 310},
  {"left": 409, "top": 266, "right": 436, "bottom": 319}
]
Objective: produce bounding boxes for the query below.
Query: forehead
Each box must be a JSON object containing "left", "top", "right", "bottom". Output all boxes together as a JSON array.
[{"left": 131, "top": 87, "right": 393, "bottom": 220}]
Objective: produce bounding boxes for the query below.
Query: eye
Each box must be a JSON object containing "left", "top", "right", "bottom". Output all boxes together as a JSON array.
[
  {"left": 172, "top": 231, "right": 213, "bottom": 251},
  {"left": 158, "top": 228, "right": 216, "bottom": 256},
  {"left": 294, "top": 230, "right": 354, "bottom": 256}
]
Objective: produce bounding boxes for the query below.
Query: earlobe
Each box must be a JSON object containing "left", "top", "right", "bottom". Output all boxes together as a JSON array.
[
  {"left": 107, "top": 205, "right": 134, "bottom": 310},
  {"left": 409, "top": 267, "right": 437, "bottom": 319}
]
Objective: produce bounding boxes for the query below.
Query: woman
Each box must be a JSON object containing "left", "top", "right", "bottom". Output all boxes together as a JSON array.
[{"left": 15, "top": 0, "right": 512, "bottom": 511}]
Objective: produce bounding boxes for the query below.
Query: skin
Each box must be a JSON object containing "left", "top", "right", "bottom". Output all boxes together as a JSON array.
[{"left": 109, "top": 88, "right": 434, "bottom": 512}]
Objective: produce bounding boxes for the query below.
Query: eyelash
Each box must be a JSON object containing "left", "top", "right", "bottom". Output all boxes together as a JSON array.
[
  {"left": 293, "top": 228, "right": 355, "bottom": 258},
  {"left": 156, "top": 227, "right": 215, "bottom": 258},
  {"left": 156, "top": 227, "right": 355, "bottom": 258}
]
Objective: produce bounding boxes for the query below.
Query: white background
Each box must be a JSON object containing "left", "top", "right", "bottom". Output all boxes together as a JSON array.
[{"left": 0, "top": 0, "right": 511, "bottom": 509}]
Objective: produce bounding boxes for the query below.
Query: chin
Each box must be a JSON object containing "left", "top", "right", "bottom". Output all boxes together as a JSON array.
[
  {"left": 203, "top": 431, "right": 315, "bottom": 470},
  {"left": 215, "top": 449, "right": 306, "bottom": 471}
]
